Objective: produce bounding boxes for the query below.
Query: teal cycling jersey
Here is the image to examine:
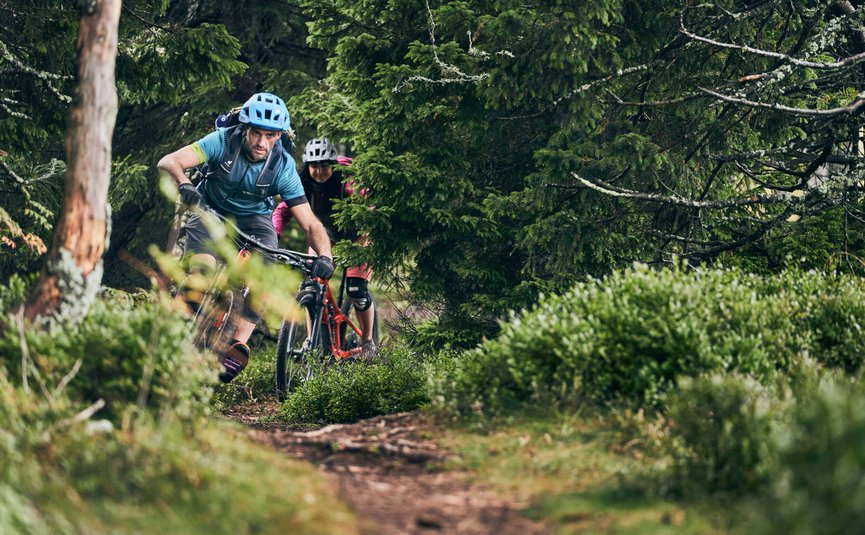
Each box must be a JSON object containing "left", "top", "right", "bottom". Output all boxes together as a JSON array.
[{"left": 192, "top": 128, "right": 305, "bottom": 216}]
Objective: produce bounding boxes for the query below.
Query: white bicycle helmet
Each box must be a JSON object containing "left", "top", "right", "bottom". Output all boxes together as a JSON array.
[{"left": 302, "top": 137, "right": 338, "bottom": 163}]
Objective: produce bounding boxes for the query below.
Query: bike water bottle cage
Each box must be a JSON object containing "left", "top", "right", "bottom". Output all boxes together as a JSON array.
[{"left": 202, "top": 126, "right": 285, "bottom": 201}]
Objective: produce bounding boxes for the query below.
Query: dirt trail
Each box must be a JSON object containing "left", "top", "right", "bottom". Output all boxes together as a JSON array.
[{"left": 225, "top": 404, "right": 550, "bottom": 535}]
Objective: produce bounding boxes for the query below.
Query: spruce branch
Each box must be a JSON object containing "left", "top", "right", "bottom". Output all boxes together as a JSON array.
[
  {"left": 571, "top": 171, "right": 796, "bottom": 209},
  {"left": 0, "top": 39, "right": 71, "bottom": 103}
]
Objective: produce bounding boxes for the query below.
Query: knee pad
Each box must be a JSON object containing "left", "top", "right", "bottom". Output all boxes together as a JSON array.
[{"left": 346, "top": 277, "right": 372, "bottom": 311}]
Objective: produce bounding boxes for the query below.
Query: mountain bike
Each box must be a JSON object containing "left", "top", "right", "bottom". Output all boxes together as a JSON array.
[
  {"left": 274, "top": 266, "right": 380, "bottom": 401},
  {"left": 175, "top": 209, "right": 313, "bottom": 360},
  {"left": 174, "top": 208, "right": 379, "bottom": 398}
]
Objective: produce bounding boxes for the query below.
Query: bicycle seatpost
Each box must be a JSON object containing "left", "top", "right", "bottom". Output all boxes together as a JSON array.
[{"left": 336, "top": 269, "right": 347, "bottom": 309}]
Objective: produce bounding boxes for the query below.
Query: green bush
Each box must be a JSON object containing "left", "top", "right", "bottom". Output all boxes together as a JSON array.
[
  {"left": 751, "top": 377, "right": 865, "bottom": 535},
  {"left": 0, "top": 274, "right": 30, "bottom": 312},
  {"left": 0, "top": 373, "right": 93, "bottom": 534},
  {"left": 0, "top": 290, "right": 217, "bottom": 422},
  {"left": 282, "top": 343, "right": 428, "bottom": 423},
  {"left": 0, "top": 370, "right": 357, "bottom": 535},
  {"left": 430, "top": 265, "right": 865, "bottom": 416},
  {"left": 664, "top": 373, "right": 786, "bottom": 496}
]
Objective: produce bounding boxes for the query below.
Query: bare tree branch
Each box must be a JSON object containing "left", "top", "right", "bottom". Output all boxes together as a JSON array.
[
  {"left": 698, "top": 87, "right": 865, "bottom": 116},
  {"left": 0, "top": 157, "right": 26, "bottom": 185},
  {"left": 0, "top": 39, "right": 71, "bottom": 103},
  {"left": 393, "top": 0, "right": 493, "bottom": 91},
  {"left": 680, "top": 23, "right": 865, "bottom": 70},
  {"left": 571, "top": 171, "right": 797, "bottom": 209},
  {"left": 683, "top": 210, "right": 794, "bottom": 259},
  {"left": 602, "top": 90, "right": 704, "bottom": 108},
  {"left": 0, "top": 96, "right": 30, "bottom": 119}
]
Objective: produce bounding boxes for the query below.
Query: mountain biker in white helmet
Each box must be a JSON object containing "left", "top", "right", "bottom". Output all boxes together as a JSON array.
[{"left": 272, "top": 137, "right": 377, "bottom": 356}]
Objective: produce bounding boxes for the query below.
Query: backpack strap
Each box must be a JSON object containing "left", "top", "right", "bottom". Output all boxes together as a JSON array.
[
  {"left": 254, "top": 140, "right": 285, "bottom": 197},
  {"left": 204, "top": 125, "right": 285, "bottom": 202}
]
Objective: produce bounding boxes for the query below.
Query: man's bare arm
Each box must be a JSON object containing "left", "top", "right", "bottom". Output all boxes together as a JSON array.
[
  {"left": 290, "top": 202, "right": 333, "bottom": 258},
  {"left": 156, "top": 146, "right": 204, "bottom": 186}
]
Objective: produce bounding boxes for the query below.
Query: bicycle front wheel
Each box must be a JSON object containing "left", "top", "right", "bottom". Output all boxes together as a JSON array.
[
  {"left": 177, "top": 265, "right": 238, "bottom": 354},
  {"left": 275, "top": 310, "right": 323, "bottom": 401},
  {"left": 193, "top": 289, "right": 241, "bottom": 355}
]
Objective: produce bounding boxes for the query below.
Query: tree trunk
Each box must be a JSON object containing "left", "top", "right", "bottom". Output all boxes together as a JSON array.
[{"left": 23, "top": 0, "right": 121, "bottom": 326}]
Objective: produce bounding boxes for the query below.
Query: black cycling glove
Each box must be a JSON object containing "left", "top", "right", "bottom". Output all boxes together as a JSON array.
[
  {"left": 310, "top": 256, "right": 335, "bottom": 280},
  {"left": 179, "top": 183, "right": 202, "bottom": 206}
]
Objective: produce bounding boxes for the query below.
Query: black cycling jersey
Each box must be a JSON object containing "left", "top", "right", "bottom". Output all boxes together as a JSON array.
[{"left": 299, "top": 165, "right": 357, "bottom": 241}]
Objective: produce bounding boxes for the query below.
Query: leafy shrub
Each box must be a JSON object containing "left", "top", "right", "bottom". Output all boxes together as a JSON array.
[
  {"left": 411, "top": 316, "right": 497, "bottom": 352},
  {"left": 664, "top": 373, "right": 786, "bottom": 496},
  {"left": 0, "top": 370, "right": 86, "bottom": 534},
  {"left": 0, "top": 370, "right": 356, "bottom": 535},
  {"left": 430, "top": 265, "right": 865, "bottom": 416},
  {"left": 282, "top": 343, "right": 428, "bottom": 423},
  {"left": 0, "top": 291, "right": 217, "bottom": 422},
  {"left": 0, "top": 273, "right": 30, "bottom": 312},
  {"left": 751, "top": 377, "right": 865, "bottom": 534}
]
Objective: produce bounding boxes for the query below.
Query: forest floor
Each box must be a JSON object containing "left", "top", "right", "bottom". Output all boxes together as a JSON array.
[{"left": 223, "top": 402, "right": 551, "bottom": 535}]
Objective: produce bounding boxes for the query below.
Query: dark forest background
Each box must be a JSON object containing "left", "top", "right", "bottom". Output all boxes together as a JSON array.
[{"left": 4, "top": 0, "right": 865, "bottom": 345}]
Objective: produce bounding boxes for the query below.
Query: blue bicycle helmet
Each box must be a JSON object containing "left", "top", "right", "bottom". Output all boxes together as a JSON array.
[{"left": 239, "top": 93, "right": 290, "bottom": 131}]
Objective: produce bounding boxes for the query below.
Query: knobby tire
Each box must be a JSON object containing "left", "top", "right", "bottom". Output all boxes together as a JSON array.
[{"left": 275, "top": 305, "right": 326, "bottom": 401}]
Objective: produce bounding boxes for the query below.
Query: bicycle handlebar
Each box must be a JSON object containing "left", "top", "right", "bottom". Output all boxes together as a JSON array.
[{"left": 195, "top": 206, "right": 318, "bottom": 275}]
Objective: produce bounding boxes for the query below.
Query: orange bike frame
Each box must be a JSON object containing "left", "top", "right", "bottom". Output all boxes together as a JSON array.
[{"left": 314, "top": 276, "right": 364, "bottom": 362}]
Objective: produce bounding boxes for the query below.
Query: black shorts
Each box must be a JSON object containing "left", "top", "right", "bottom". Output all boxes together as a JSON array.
[{"left": 184, "top": 211, "right": 278, "bottom": 260}]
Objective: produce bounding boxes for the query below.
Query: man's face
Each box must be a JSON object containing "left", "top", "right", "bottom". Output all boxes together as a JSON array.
[
  {"left": 309, "top": 162, "right": 334, "bottom": 183},
  {"left": 243, "top": 126, "right": 282, "bottom": 162}
]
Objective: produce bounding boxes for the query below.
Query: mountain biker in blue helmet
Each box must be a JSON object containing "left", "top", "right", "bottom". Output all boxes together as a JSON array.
[{"left": 157, "top": 92, "right": 335, "bottom": 383}]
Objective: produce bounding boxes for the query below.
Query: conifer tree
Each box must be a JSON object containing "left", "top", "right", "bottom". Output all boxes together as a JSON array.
[{"left": 293, "top": 0, "right": 865, "bottom": 341}]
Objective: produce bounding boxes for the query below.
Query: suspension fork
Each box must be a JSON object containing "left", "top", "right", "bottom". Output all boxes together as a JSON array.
[{"left": 304, "top": 277, "right": 327, "bottom": 350}]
